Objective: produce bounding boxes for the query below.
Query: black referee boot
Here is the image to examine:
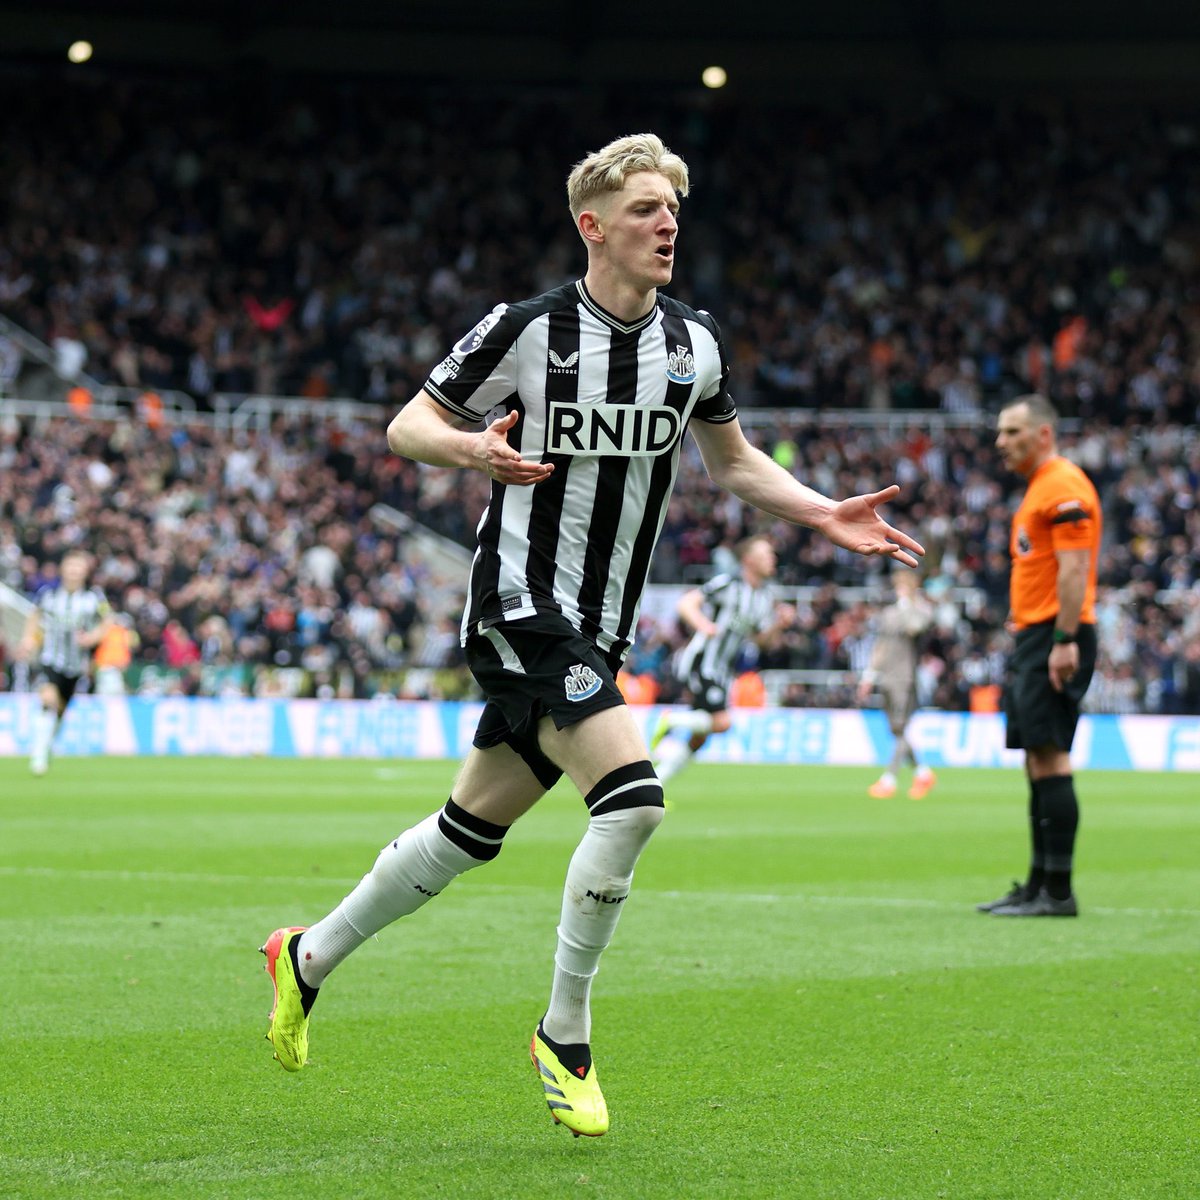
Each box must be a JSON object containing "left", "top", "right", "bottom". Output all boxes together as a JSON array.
[
  {"left": 974, "top": 881, "right": 1029, "bottom": 913},
  {"left": 990, "top": 887, "right": 1078, "bottom": 917}
]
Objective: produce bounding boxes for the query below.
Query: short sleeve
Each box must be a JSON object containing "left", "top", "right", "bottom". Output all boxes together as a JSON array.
[
  {"left": 701, "top": 573, "right": 735, "bottom": 601},
  {"left": 1043, "top": 492, "right": 1098, "bottom": 550},
  {"left": 424, "top": 303, "right": 519, "bottom": 421},
  {"left": 692, "top": 311, "right": 737, "bottom": 424}
]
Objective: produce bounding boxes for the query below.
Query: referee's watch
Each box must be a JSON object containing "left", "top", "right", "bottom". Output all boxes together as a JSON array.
[{"left": 1052, "top": 629, "right": 1077, "bottom": 645}]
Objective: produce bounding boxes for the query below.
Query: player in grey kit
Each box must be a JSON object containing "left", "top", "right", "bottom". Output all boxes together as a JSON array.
[{"left": 858, "top": 570, "right": 937, "bottom": 799}]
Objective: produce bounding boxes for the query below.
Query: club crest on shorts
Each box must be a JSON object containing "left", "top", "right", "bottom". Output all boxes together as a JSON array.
[{"left": 565, "top": 663, "right": 602, "bottom": 702}]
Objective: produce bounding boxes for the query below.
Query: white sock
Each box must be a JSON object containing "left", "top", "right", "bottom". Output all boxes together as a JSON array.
[
  {"left": 543, "top": 966, "right": 596, "bottom": 1046},
  {"left": 297, "top": 803, "right": 504, "bottom": 988},
  {"left": 654, "top": 735, "right": 692, "bottom": 783},
  {"left": 675, "top": 710, "right": 715, "bottom": 736},
  {"left": 878, "top": 771, "right": 897, "bottom": 787},
  {"left": 544, "top": 787, "right": 664, "bottom": 1045},
  {"left": 31, "top": 710, "right": 57, "bottom": 762}
]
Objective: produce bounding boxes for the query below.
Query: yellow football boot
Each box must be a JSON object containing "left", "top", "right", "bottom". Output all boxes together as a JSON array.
[
  {"left": 530, "top": 1026, "right": 609, "bottom": 1138},
  {"left": 261, "top": 926, "right": 312, "bottom": 1072}
]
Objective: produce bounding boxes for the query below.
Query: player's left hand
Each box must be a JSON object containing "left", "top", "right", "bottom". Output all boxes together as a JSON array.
[
  {"left": 818, "top": 486, "right": 925, "bottom": 569},
  {"left": 1048, "top": 642, "right": 1080, "bottom": 693}
]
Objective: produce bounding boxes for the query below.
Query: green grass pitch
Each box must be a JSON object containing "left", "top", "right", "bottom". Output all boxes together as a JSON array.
[{"left": 1, "top": 757, "right": 1197, "bottom": 1199}]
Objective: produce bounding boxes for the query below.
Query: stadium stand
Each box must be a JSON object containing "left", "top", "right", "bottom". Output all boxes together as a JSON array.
[{"left": 1, "top": 77, "right": 1197, "bottom": 712}]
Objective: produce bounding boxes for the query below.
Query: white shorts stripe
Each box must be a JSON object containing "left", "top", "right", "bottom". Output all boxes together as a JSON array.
[{"left": 483, "top": 626, "right": 525, "bottom": 674}]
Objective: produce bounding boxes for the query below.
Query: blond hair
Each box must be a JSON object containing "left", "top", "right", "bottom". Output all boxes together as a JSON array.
[{"left": 566, "top": 133, "right": 690, "bottom": 221}]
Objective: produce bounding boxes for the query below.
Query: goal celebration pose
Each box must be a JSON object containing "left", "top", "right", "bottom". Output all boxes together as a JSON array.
[{"left": 261, "top": 133, "right": 923, "bottom": 1136}]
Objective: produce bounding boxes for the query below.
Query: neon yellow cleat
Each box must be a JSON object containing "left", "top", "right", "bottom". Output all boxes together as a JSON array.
[
  {"left": 530, "top": 1027, "right": 609, "bottom": 1138},
  {"left": 649, "top": 713, "right": 672, "bottom": 751},
  {"left": 261, "top": 926, "right": 312, "bottom": 1072}
]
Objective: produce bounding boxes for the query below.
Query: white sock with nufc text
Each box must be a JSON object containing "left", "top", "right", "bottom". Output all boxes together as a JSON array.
[
  {"left": 543, "top": 765, "right": 664, "bottom": 1046},
  {"left": 297, "top": 801, "right": 507, "bottom": 988}
]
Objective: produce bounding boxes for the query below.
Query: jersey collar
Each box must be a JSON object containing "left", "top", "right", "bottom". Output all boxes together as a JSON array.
[{"left": 575, "top": 280, "right": 661, "bottom": 336}]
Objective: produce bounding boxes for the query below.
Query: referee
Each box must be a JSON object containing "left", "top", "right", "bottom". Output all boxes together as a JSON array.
[
  {"left": 16, "top": 549, "right": 113, "bottom": 776},
  {"left": 978, "top": 395, "right": 1102, "bottom": 917}
]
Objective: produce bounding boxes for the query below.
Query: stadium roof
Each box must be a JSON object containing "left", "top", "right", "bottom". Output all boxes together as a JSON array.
[{"left": 2, "top": 1, "right": 1196, "bottom": 98}]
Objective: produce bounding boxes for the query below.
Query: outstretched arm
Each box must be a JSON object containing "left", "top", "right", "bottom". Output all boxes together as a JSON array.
[
  {"left": 387, "top": 391, "right": 554, "bottom": 486},
  {"left": 15, "top": 608, "right": 41, "bottom": 662},
  {"left": 690, "top": 418, "right": 924, "bottom": 568},
  {"left": 676, "top": 588, "right": 718, "bottom": 638}
]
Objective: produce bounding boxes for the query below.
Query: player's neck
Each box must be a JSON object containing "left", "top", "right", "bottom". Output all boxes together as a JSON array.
[
  {"left": 582, "top": 269, "right": 656, "bottom": 325},
  {"left": 1024, "top": 448, "right": 1058, "bottom": 479}
]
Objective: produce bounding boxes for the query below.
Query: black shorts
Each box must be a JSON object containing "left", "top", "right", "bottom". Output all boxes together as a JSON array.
[
  {"left": 34, "top": 668, "right": 83, "bottom": 704},
  {"left": 1005, "top": 621, "right": 1097, "bottom": 752},
  {"left": 680, "top": 667, "right": 729, "bottom": 714},
  {"left": 465, "top": 614, "right": 627, "bottom": 790}
]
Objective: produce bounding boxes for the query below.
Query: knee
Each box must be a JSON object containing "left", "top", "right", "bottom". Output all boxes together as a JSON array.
[
  {"left": 710, "top": 711, "right": 732, "bottom": 734},
  {"left": 585, "top": 802, "right": 664, "bottom": 879},
  {"left": 585, "top": 761, "right": 665, "bottom": 843},
  {"left": 600, "top": 801, "right": 664, "bottom": 841}
]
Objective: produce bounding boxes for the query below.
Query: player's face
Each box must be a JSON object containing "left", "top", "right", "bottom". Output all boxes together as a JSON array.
[
  {"left": 60, "top": 554, "right": 89, "bottom": 591},
  {"left": 743, "top": 539, "right": 776, "bottom": 580},
  {"left": 597, "top": 171, "right": 679, "bottom": 291},
  {"left": 995, "top": 404, "right": 1043, "bottom": 477}
]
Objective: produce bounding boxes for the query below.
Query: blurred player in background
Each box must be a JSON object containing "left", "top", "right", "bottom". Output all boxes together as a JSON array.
[
  {"left": 15, "top": 549, "right": 113, "bottom": 776},
  {"left": 978, "top": 394, "right": 1101, "bottom": 917},
  {"left": 858, "top": 569, "right": 937, "bottom": 799},
  {"left": 260, "top": 132, "right": 924, "bottom": 1137},
  {"left": 651, "top": 535, "right": 794, "bottom": 784}
]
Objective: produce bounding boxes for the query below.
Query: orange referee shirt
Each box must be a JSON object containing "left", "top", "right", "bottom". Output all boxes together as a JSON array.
[{"left": 1010, "top": 455, "right": 1101, "bottom": 629}]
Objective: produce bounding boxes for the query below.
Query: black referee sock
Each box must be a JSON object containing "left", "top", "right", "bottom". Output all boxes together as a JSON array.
[
  {"left": 1025, "top": 778, "right": 1045, "bottom": 897},
  {"left": 1036, "top": 774, "right": 1079, "bottom": 900}
]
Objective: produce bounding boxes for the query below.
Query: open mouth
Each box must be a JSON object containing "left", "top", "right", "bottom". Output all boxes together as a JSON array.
[{"left": 655, "top": 244, "right": 673, "bottom": 259}]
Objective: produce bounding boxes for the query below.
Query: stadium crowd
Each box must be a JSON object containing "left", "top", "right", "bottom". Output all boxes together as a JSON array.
[
  {"left": 1, "top": 408, "right": 1197, "bottom": 714},
  {"left": 1, "top": 79, "right": 1198, "bottom": 713},
  {"left": 2, "top": 81, "right": 1199, "bottom": 423}
]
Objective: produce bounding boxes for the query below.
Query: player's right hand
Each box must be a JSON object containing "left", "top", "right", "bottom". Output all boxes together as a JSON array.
[{"left": 476, "top": 410, "right": 554, "bottom": 486}]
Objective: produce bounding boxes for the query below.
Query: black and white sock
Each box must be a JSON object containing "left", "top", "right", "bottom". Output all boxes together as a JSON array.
[{"left": 543, "top": 762, "right": 664, "bottom": 1046}]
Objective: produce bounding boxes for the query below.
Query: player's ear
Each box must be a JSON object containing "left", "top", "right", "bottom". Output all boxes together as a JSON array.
[{"left": 579, "top": 209, "right": 604, "bottom": 245}]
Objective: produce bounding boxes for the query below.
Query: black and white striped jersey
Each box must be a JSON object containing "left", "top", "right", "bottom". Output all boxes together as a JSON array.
[
  {"left": 674, "top": 574, "right": 777, "bottom": 689},
  {"left": 34, "top": 584, "right": 109, "bottom": 677},
  {"left": 425, "top": 279, "right": 736, "bottom": 660}
]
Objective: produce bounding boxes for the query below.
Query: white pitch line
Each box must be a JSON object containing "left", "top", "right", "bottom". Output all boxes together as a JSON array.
[{"left": 0, "top": 865, "right": 1197, "bottom": 918}]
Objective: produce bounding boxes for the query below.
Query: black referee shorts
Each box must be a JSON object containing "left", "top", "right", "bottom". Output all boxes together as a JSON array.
[
  {"left": 465, "top": 613, "right": 627, "bottom": 790},
  {"left": 1004, "top": 620, "right": 1097, "bottom": 752}
]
